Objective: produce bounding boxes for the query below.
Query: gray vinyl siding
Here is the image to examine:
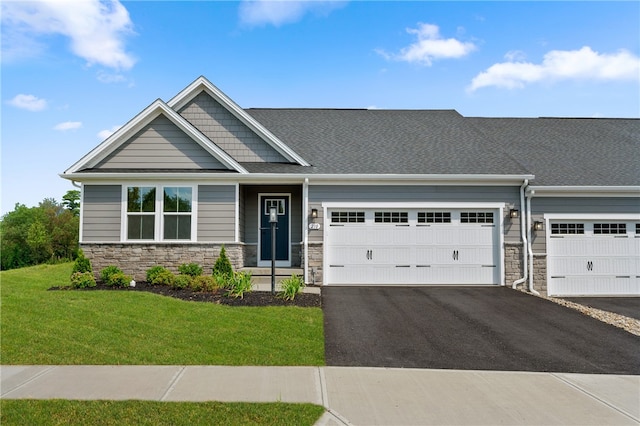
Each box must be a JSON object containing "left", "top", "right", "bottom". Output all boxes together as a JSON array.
[
  {"left": 197, "top": 185, "right": 236, "bottom": 242},
  {"left": 308, "top": 185, "right": 521, "bottom": 243},
  {"left": 530, "top": 197, "right": 640, "bottom": 253},
  {"left": 178, "top": 93, "right": 287, "bottom": 163},
  {"left": 95, "top": 115, "right": 227, "bottom": 170},
  {"left": 82, "top": 185, "right": 121, "bottom": 241},
  {"left": 242, "top": 185, "right": 302, "bottom": 244}
]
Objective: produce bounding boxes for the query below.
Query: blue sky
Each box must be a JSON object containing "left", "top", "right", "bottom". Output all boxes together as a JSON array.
[{"left": 2, "top": 1, "right": 639, "bottom": 214}]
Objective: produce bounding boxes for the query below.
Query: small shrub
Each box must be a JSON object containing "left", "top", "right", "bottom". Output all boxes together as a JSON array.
[
  {"left": 173, "top": 274, "right": 192, "bottom": 290},
  {"left": 279, "top": 274, "right": 305, "bottom": 301},
  {"left": 152, "top": 270, "right": 175, "bottom": 287},
  {"left": 212, "top": 245, "right": 233, "bottom": 278},
  {"left": 71, "top": 249, "right": 92, "bottom": 274},
  {"left": 70, "top": 272, "right": 96, "bottom": 289},
  {"left": 105, "top": 272, "right": 133, "bottom": 288},
  {"left": 178, "top": 262, "right": 203, "bottom": 277},
  {"left": 213, "top": 271, "right": 231, "bottom": 289},
  {"left": 225, "top": 271, "right": 253, "bottom": 299},
  {"left": 100, "top": 265, "right": 122, "bottom": 283},
  {"left": 191, "top": 275, "right": 218, "bottom": 292},
  {"left": 146, "top": 265, "right": 169, "bottom": 283}
]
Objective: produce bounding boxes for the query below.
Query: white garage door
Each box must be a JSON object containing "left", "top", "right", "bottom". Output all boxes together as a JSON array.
[
  {"left": 325, "top": 209, "right": 501, "bottom": 285},
  {"left": 547, "top": 220, "right": 640, "bottom": 296}
]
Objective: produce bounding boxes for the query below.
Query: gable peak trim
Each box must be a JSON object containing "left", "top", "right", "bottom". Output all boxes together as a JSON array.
[
  {"left": 168, "top": 76, "right": 311, "bottom": 167},
  {"left": 64, "top": 98, "right": 248, "bottom": 175}
]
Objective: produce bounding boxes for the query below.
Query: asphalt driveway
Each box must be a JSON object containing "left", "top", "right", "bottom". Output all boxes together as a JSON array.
[
  {"left": 562, "top": 297, "right": 640, "bottom": 320},
  {"left": 322, "top": 286, "right": 640, "bottom": 374}
]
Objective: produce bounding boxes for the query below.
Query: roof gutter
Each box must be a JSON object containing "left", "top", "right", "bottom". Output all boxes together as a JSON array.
[
  {"left": 60, "top": 172, "right": 535, "bottom": 186},
  {"left": 511, "top": 179, "right": 529, "bottom": 290},
  {"left": 527, "top": 186, "right": 640, "bottom": 197}
]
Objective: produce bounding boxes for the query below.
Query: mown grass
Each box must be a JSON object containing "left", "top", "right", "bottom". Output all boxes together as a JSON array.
[
  {"left": 0, "top": 263, "right": 324, "bottom": 365},
  {"left": 0, "top": 400, "right": 325, "bottom": 426}
]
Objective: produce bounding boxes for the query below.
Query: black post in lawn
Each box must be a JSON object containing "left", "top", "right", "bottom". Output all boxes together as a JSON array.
[{"left": 269, "top": 206, "right": 277, "bottom": 295}]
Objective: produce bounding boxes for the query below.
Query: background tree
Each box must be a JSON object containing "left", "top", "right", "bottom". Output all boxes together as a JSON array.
[
  {"left": 62, "top": 190, "right": 81, "bottom": 217},
  {"left": 1, "top": 194, "right": 80, "bottom": 270}
]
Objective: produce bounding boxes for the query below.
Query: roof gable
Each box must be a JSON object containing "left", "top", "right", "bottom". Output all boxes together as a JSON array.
[
  {"left": 168, "top": 76, "right": 310, "bottom": 166},
  {"left": 179, "top": 92, "right": 288, "bottom": 163},
  {"left": 65, "top": 99, "right": 247, "bottom": 174}
]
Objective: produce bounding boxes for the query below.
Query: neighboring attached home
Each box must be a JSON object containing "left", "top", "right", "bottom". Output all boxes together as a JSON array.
[{"left": 61, "top": 76, "right": 640, "bottom": 296}]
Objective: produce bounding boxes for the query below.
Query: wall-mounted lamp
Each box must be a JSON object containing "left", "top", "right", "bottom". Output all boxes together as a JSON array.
[
  {"left": 533, "top": 221, "right": 543, "bottom": 231},
  {"left": 311, "top": 208, "right": 318, "bottom": 219},
  {"left": 509, "top": 208, "right": 519, "bottom": 219}
]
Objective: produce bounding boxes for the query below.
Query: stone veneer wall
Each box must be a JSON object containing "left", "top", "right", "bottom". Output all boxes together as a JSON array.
[
  {"left": 81, "top": 243, "right": 244, "bottom": 282},
  {"left": 504, "top": 242, "right": 524, "bottom": 289},
  {"left": 301, "top": 243, "right": 324, "bottom": 285},
  {"left": 532, "top": 255, "right": 548, "bottom": 295}
]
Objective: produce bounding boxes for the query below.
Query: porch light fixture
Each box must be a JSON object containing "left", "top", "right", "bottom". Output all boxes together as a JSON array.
[
  {"left": 533, "top": 221, "right": 543, "bottom": 231},
  {"left": 509, "top": 208, "right": 519, "bottom": 219},
  {"left": 311, "top": 208, "right": 318, "bottom": 219}
]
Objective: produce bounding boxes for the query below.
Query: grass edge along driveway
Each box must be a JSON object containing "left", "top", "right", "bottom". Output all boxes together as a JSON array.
[{"left": 0, "top": 263, "right": 324, "bottom": 366}]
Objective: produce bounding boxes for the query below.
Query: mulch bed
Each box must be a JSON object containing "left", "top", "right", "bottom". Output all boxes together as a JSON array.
[{"left": 49, "top": 281, "right": 321, "bottom": 308}]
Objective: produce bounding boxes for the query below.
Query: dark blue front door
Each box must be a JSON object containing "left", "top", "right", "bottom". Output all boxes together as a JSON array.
[{"left": 260, "top": 195, "right": 290, "bottom": 263}]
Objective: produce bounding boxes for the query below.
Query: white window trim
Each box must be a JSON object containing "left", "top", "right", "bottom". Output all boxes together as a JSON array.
[{"left": 121, "top": 184, "right": 198, "bottom": 242}]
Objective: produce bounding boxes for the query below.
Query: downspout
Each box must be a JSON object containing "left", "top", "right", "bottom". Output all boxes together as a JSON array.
[
  {"left": 526, "top": 189, "right": 540, "bottom": 295},
  {"left": 512, "top": 179, "right": 529, "bottom": 289},
  {"left": 71, "top": 180, "right": 81, "bottom": 188},
  {"left": 303, "top": 178, "right": 309, "bottom": 285}
]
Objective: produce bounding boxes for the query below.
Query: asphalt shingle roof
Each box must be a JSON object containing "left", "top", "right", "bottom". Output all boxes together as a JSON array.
[{"left": 245, "top": 109, "right": 640, "bottom": 186}]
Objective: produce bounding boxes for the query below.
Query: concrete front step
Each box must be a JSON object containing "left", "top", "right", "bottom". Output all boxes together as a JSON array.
[{"left": 238, "top": 268, "right": 320, "bottom": 294}]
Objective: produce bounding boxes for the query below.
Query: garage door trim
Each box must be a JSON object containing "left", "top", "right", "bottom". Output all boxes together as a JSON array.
[{"left": 322, "top": 202, "right": 506, "bottom": 286}]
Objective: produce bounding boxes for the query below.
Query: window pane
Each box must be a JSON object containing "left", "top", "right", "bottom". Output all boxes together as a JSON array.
[
  {"left": 164, "top": 187, "right": 178, "bottom": 212},
  {"left": 127, "top": 215, "right": 154, "bottom": 239},
  {"left": 178, "top": 216, "right": 191, "bottom": 239},
  {"left": 128, "top": 187, "right": 155, "bottom": 212},
  {"left": 163, "top": 215, "right": 191, "bottom": 240},
  {"left": 177, "top": 188, "right": 192, "bottom": 212}
]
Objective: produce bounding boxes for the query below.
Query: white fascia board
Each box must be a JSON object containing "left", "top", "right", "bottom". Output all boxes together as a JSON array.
[
  {"left": 60, "top": 172, "right": 534, "bottom": 185},
  {"left": 528, "top": 186, "right": 640, "bottom": 197},
  {"left": 62, "top": 99, "right": 247, "bottom": 175},
  {"left": 167, "top": 76, "right": 310, "bottom": 166}
]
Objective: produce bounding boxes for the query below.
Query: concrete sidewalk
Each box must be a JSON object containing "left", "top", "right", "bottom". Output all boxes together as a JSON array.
[{"left": 1, "top": 366, "right": 638, "bottom": 425}]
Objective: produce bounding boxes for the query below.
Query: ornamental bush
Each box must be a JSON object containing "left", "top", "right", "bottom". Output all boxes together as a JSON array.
[
  {"left": 212, "top": 245, "right": 233, "bottom": 278},
  {"left": 178, "top": 262, "right": 203, "bottom": 277},
  {"left": 100, "top": 265, "right": 122, "bottom": 283},
  {"left": 172, "top": 274, "right": 192, "bottom": 290},
  {"left": 70, "top": 271, "right": 96, "bottom": 289},
  {"left": 152, "top": 270, "right": 175, "bottom": 287},
  {"left": 146, "top": 265, "right": 169, "bottom": 283},
  {"left": 279, "top": 274, "right": 305, "bottom": 301},
  {"left": 105, "top": 272, "right": 133, "bottom": 288},
  {"left": 190, "top": 275, "right": 218, "bottom": 292},
  {"left": 71, "top": 249, "right": 92, "bottom": 274}
]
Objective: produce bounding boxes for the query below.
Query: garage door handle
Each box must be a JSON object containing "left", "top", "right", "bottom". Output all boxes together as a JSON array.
[
  {"left": 329, "top": 265, "right": 344, "bottom": 268},
  {"left": 616, "top": 276, "right": 630, "bottom": 279},
  {"left": 416, "top": 265, "right": 431, "bottom": 268},
  {"left": 452, "top": 250, "right": 459, "bottom": 260},
  {"left": 587, "top": 261, "right": 593, "bottom": 271},
  {"left": 395, "top": 265, "right": 410, "bottom": 268},
  {"left": 481, "top": 265, "right": 496, "bottom": 268}
]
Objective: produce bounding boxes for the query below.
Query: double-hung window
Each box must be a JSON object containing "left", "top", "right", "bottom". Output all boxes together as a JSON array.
[{"left": 125, "top": 185, "right": 194, "bottom": 241}]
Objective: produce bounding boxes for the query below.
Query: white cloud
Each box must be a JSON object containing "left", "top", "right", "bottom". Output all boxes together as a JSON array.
[
  {"left": 377, "top": 23, "right": 476, "bottom": 66},
  {"left": 97, "top": 125, "right": 121, "bottom": 140},
  {"left": 54, "top": 121, "right": 82, "bottom": 131},
  {"left": 469, "top": 46, "right": 640, "bottom": 91},
  {"left": 239, "top": 0, "right": 345, "bottom": 27},
  {"left": 7, "top": 94, "right": 48, "bottom": 111},
  {"left": 1, "top": 0, "right": 136, "bottom": 70}
]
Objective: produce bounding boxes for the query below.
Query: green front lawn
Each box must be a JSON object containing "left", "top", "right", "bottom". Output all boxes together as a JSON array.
[
  {"left": 0, "top": 400, "right": 325, "bottom": 426},
  {"left": 0, "top": 263, "right": 324, "bottom": 365}
]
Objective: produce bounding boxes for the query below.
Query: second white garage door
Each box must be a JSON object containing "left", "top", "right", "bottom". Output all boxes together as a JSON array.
[{"left": 325, "top": 208, "right": 502, "bottom": 285}]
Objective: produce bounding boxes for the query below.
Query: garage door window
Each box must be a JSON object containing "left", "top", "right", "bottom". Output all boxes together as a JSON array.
[
  {"left": 374, "top": 212, "right": 408, "bottom": 223},
  {"left": 636, "top": 224, "right": 640, "bottom": 234},
  {"left": 594, "top": 223, "right": 626, "bottom": 234},
  {"left": 418, "top": 212, "right": 451, "bottom": 223},
  {"left": 461, "top": 212, "right": 493, "bottom": 224},
  {"left": 551, "top": 223, "right": 584, "bottom": 234},
  {"left": 331, "top": 211, "right": 365, "bottom": 223}
]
